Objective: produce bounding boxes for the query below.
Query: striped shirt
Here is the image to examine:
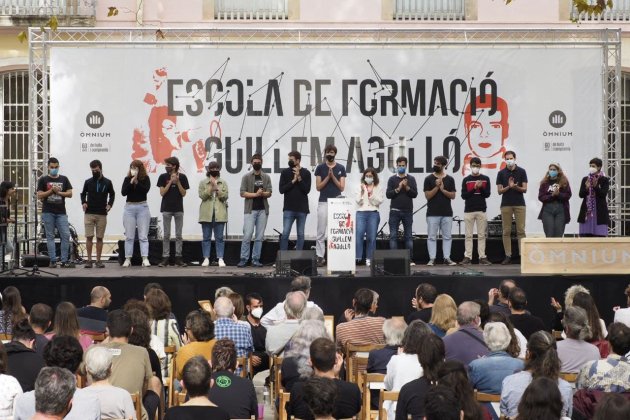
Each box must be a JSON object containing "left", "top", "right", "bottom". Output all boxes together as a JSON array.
[{"left": 336, "top": 316, "right": 385, "bottom": 352}]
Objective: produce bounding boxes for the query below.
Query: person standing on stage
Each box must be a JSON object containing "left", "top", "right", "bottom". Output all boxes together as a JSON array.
[
  {"left": 496, "top": 150, "right": 528, "bottom": 265},
  {"left": 460, "top": 157, "right": 491, "bottom": 266},
  {"left": 578, "top": 157, "right": 610, "bottom": 237},
  {"left": 279, "top": 151, "right": 311, "bottom": 252},
  {"left": 238, "top": 154, "right": 272, "bottom": 268},
  {"left": 37, "top": 157, "right": 74, "bottom": 268},
  {"left": 538, "top": 163, "right": 572, "bottom": 238},
  {"left": 157, "top": 156, "right": 189, "bottom": 267},
  {"left": 199, "top": 161, "right": 228, "bottom": 267},
  {"left": 424, "top": 155, "right": 457, "bottom": 266},
  {"left": 314, "top": 145, "right": 346, "bottom": 267},
  {"left": 80, "top": 160, "right": 115, "bottom": 269},
  {"left": 121, "top": 160, "right": 151, "bottom": 268},
  {"left": 386, "top": 156, "right": 418, "bottom": 264},
  {"left": 355, "top": 168, "right": 384, "bottom": 267},
  {"left": 0, "top": 181, "right": 17, "bottom": 261}
]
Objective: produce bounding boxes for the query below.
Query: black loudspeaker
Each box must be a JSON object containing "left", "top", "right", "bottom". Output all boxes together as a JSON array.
[
  {"left": 21, "top": 254, "right": 50, "bottom": 268},
  {"left": 371, "top": 249, "right": 410, "bottom": 276},
  {"left": 275, "top": 250, "right": 317, "bottom": 276}
]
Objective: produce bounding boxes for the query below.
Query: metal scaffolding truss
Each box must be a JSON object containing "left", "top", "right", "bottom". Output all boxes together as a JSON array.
[{"left": 28, "top": 27, "right": 624, "bottom": 235}]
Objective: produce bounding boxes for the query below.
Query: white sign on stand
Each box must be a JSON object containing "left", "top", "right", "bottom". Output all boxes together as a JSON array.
[{"left": 327, "top": 197, "right": 356, "bottom": 275}]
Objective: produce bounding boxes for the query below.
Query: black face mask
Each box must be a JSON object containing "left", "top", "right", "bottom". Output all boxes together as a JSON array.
[
  {"left": 326, "top": 155, "right": 335, "bottom": 163},
  {"left": 165, "top": 167, "right": 173, "bottom": 174},
  {"left": 288, "top": 160, "right": 296, "bottom": 168},
  {"left": 209, "top": 171, "right": 220, "bottom": 178},
  {"left": 92, "top": 171, "right": 100, "bottom": 180},
  {"left": 432, "top": 165, "right": 442, "bottom": 173},
  {"left": 252, "top": 163, "right": 262, "bottom": 171}
]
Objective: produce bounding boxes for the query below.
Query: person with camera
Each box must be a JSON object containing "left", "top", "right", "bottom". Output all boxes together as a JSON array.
[
  {"left": 537, "top": 163, "right": 572, "bottom": 238},
  {"left": 386, "top": 156, "right": 418, "bottom": 265}
]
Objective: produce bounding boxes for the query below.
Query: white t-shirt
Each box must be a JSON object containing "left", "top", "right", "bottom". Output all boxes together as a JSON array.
[
  {"left": 0, "top": 374, "right": 22, "bottom": 419},
  {"left": 83, "top": 384, "right": 137, "bottom": 420}
]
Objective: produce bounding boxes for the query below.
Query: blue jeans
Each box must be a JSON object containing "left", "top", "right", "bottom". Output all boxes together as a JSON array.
[
  {"left": 356, "top": 211, "right": 380, "bottom": 260},
  {"left": 201, "top": 220, "right": 225, "bottom": 259},
  {"left": 41, "top": 212, "right": 70, "bottom": 263},
  {"left": 123, "top": 203, "right": 151, "bottom": 257},
  {"left": 427, "top": 216, "right": 453, "bottom": 260},
  {"left": 240, "top": 210, "right": 267, "bottom": 263},
  {"left": 388, "top": 210, "right": 413, "bottom": 252},
  {"left": 280, "top": 211, "right": 307, "bottom": 251}
]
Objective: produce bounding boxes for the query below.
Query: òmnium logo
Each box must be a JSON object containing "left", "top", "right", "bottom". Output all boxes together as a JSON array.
[
  {"left": 548, "top": 110, "right": 566, "bottom": 129},
  {"left": 86, "top": 111, "right": 104, "bottom": 129}
]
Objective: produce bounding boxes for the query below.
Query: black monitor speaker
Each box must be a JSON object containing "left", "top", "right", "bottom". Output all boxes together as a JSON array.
[
  {"left": 371, "top": 249, "right": 410, "bottom": 276},
  {"left": 275, "top": 250, "right": 317, "bottom": 276}
]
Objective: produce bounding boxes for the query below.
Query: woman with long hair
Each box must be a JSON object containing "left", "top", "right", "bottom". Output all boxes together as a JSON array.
[
  {"left": 515, "top": 377, "right": 563, "bottom": 420},
  {"left": 538, "top": 162, "right": 572, "bottom": 237},
  {"left": 0, "top": 181, "right": 16, "bottom": 262},
  {"left": 428, "top": 294, "right": 457, "bottom": 337},
  {"left": 578, "top": 157, "right": 610, "bottom": 237},
  {"left": 572, "top": 291, "right": 609, "bottom": 357},
  {"left": 437, "top": 360, "right": 485, "bottom": 420},
  {"left": 145, "top": 288, "right": 182, "bottom": 378},
  {"left": 487, "top": 311, "right": 524, "bottom": 358},
  {"left": 500, "top": 331, "right": 573, "bottom": 418},
  {"left": 355, "top": 167, "right": 384, "bottom": 266},
  {"left": 121, "top": 160, "right": 151, "bottom": 267},
  {"left": 281, "top": 319, "right": 331, "bottom": 392},
  {"left": 46, "top": 302, "right": 93, "bottom": 350},
  {"left": 0, "top": 286, "right": 26, "bottom": 335}
]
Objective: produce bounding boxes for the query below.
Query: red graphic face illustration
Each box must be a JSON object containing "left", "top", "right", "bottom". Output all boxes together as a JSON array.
[{"left": 464, "top": 96, "right": 510, "bottom": 159}]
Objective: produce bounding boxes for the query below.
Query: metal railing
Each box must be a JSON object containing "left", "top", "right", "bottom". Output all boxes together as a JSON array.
[
  {"left": 394, "top": 0, "right": 465, "bottom": 20},
  {"left": 0, "top": 0, "right": 95, "bottom": 16},
  {"left": 215, "top": 0, "right": 288, "bottom": 20},
  {"left": 571, "top": 0, "right": 630, "bottom": 21}
]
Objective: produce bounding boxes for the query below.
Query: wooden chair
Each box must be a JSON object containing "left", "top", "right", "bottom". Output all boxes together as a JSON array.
[
  {"left": 345, "top": 343, "right": 384, "bottom": 383},
  {"left": 552, "top": 330, "right": 564, "bottom": 340},
  {"left": 163, "top": 346, "right": 177, "bottom": 408},
  {"left": 559, "top": 372, "right": 578, "bottom": 384},
  {"left": 0, "top": 333, "right": 12, "bottom": 341},
  {"left": 273, "top": 355, "right": 284, "bottom": 408},
  {"left": 361, "top": 372, "right": 385, "bottom": 420},
  {"left": 377, "top": 390, "right": 399, "bottom": 420},
  {"left": 236, "top": 355, "right": 249, "bottom": 378},
  {"left": 76, "top": 373, "right": 87, "bottom": 389},
  {"left": 173, "top": 390, "right": 187, "bottom": 407},
  {"left": 279, "top": 391, "right": 291, "bottom": 420},
  {"left": 130, "top": 392, "right": 143, "bottom": 420},
  {"left": 474, "top": 391, "right": 501, "bottom": 403},
  {"left": 324, "top": 315, "right": 335, "bottom": 339}
]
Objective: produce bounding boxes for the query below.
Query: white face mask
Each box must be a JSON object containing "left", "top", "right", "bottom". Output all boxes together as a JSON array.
[
  {"left": 251, "top": 307, "right": 263, "bottom": 319},
  {"left": 505, "top": 159, "right": 515, "bottom": 167},
  {"left": 130, "top": 168, "right": 139, "bottom": 176},
  {"left": 471, "top": 167, "right": 480, "bottom": 175},
  {"left": 364, "top": 177, "right": 374, "bottom": 185},
  {"left": 589, "top": 167, "right": 598, "bottom": 175}
]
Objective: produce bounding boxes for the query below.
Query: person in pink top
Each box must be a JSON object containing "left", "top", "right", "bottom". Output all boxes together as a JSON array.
[{"left": 45, "top": 302, "right": 93, "bottom": 351}]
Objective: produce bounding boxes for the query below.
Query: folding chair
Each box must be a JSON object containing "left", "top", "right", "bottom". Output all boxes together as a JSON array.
[
  {"left": 377, "top": 390, "right": 399, "bottom": 420},
  {"left": 362, "top": 372, "right": 385, "bottom": 420}
]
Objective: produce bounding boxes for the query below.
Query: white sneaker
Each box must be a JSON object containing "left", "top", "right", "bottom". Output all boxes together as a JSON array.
[
  {"left": 142, "top": 257, "right": 151, "bottom": 267},
  {"left": 122, "top": 258, "right": 131, "bottom": 268},
  {"left": 366, "top": 259, "right": 371, "bottom": 267},
  {"left": 426, "top": 259, "right": 434, "bottom": 266},
  {"left": 201, "top": 258, "right": 210, "bottom": 267},
  {"left": 218, "top": 258, "right": 226, "bottom": 267},
  {"left": 410, "top": 261, "right": 416, "bottom": 266}
]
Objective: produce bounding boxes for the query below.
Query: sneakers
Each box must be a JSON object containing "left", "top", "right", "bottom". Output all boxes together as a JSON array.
[
  {"left": 158, "top": 257, "right": 170, "bottom": 267},
  {"left": 444, "top": 259, "right": 457, "bottom": 266},
  {"left": 316, "top": 257, "right": 326, "bottom": 267},
  {"left": 426, "top": 259, "right": 434, "bottom": 266},
  {"left": 252, "top": 261, "right": 263, "bottom": 268},
  {"left": 459, "top": 257, "right": 472, "bottom": 266},
  {"left": 237, "top": 260, "right": 247, "bottom": 268},
  {"left": 501, "top": 256, "right": 512, "bottom": 265},
  {"left": 95, "top": 261, "right": 105, "bottom": 268},
  {"left": 84, "top": 261, "right": 93, "bottom": 269},
  {"left": 49, "top": 261, "right": 58, "bottom": 268},
  {"left": 479, "top": 258, "right": 492, "bottom": 266},
  {"left": 61, "top": 261, "right": 75, "bottom": 268},
  {"left": 122, "top": 258, "right": 131, "bottom": 268},
  {"left": 142, "top": 257, "right": 151, "bottom": 267},
  {"left": 218, "top": 258, "right": 226, "bottom": 268},
  {"left": 410, "top": 261, "right": 416, "bottom": 267},
  {"left": 366, "top": 259, "right": 371, "bottom": 267},
  {"left": 174, "top": 257, "right": 187, "bottom": 267},
  {"left": 201, "top": 258, "right": 210, "bottom": 267}
]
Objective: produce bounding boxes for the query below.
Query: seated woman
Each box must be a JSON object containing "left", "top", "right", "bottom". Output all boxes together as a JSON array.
[
  {"left": 515, "top": 377, "right": 565, "bottom": 420},
  {"left": 556, "top": 307, "right": 600, "bottom": 373},
  {"left": 428, "top": 294, "right": 457, "bottom": 337},
  {"left": 45, "top": 302, "right": 93, "bottom": 351}
]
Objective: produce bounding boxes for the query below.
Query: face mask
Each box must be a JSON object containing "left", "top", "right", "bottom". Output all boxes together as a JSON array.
[
  {"left": 165, "top": 167, "right": 173, "bottom": 174},
  {"left": 364, "top": 177, "right": 374, "bottom": 185},
  {"left": 210, "top": 170, "right": 220, "bottom": 178},
  {"left": 326, "top": 155, "right": 335, "bottom": 163},
  {"left": 432, "top": 165, "right": 442, "bottom": 173},
  {"left": 506, "top": 159, "right": 515, "bottom": 167},
  {"left": 252, "top": 163, "right": 262, "bottom": 171},
  {"left": 397, "top": 167, "right": 406, "bottom": 175},
  {"left": 92, "top": 171, "right": 101, "bottom": 180},
  {"left": 251, "top": 307, "right": 263, "bottom": 319},
  {"left": 471, "top": 167, "right": 480, "bottom": 175},
  {"left": 589, "top": 167, "right": 598, "bottom": 175},
  {"left": 49, "top": 168, "right": 59, "bottom": 176},
  {"left": 548, "top": 170, "right": 558, "bottom": 178},
  {"left": 288, "top": 160, "right": 296, "bottom": 168},
  {"left": 130, "top": 168, "right": 138, "bottom": 177}
]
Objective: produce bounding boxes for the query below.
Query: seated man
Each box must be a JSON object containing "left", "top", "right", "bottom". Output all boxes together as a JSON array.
[
  {"left": 336, "top": 288, "right": 386, "bottom": 353},
  {"left": 508, "top": 287, "right": 546, "bottom": 340},
  {"left": 424, "top": 385, "right": 463, "bottom": 420},
  {"left": 287, "top": 337, "right": 361, "bottom": 420},
  {"left": 29, "top": 303, "right": 53, "bottom": 357},
  {"left": 245, "top": 292, "right": 270, "bottom": 376},
  {"left": 577, "top": 322, "right": 630, "bottom": 392},
  {"left": 213, "top": 297, "right": 253, "bottom": 358},
  {"left": 557, "top": 306, "right": 600, "bottom": 373},
  {"left": 488, "top": 279, "right": 517, "bottom": 316},
  {"left": 301, "top": 376, "right": 337, "bottom": 420},
  {"left": 77, "top": 286, "right": 111, "bottom": 333},
  {"left": 207, "top": 339, "right": 258, "bottom": 419},
  {"left": 261, "top": 276, "right": 322, "bottom": 327},
  {"left": 265, "top": 291, "right": 307, "bottom": 356},
  {"left": 405, "top": 283, "right": 436, "bottom": 324},
  {"left": 5, "top": 319, "right": 45, "bottom": 392},
  {"left": 175, "top": 309, "right": 216, "bottom": 380},
  {"left": 31, "top": 367, "right": 75, "bottom": 420},
  {"left": 443, "top": 301, "right": 490, "bottom": 368}
]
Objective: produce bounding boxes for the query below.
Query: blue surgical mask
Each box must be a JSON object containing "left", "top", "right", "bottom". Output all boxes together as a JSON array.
[
  {"left": 397, "top": 167, "right": 406, "bottom": 175},
  {"left": 49, "top": 168, "right": 59, "bottom": 176},
  {"left": 549, "top": 170, "right": 558, "bottom": 178}
]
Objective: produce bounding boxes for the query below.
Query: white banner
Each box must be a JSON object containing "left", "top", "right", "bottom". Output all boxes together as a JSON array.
[
  {"left": 50, "top": 46, "right": 603, "bottom": 238},
  {"left": 327, "top": 198, "right": 356, "bottom": 274}
]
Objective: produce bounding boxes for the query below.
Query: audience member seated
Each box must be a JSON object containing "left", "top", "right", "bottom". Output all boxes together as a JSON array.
[
  {"left": 396, "top": 334, "right": 444, "bottom": 420},
  {"left": 572, "top": 292, "right": 609, "bottom": 357},
  {"left": 487, "top": 311, "right": 526, "bottom": 358},
  {"left": 424, "top": 385, "right": 463, "bottom": 420},
  {"left": 443, "top": 301, "right": 490, "bottom": 368},
  {"left": 77, "top": 286, "right": 111, "bottom": 332},
  {"left": 336, "top": 288, "right": 386, "bottom": 352},
  {"left": 213, "top": 297, "right": 253, "bottom": 358},
  {"left": 207, "top": 338, "right": 258, "bottom": 419},
  {"left": 550, "top": 284, "right": 589, "bottom": 331},
  {"left": 127, "top": 308, "right": 164, "bottom": 385},
  {"left": 592, "top": 393, "right": 630, "bottom": 420},
  {"left": 0, "top": 341, "right": 22, "bottom": 418},
  {"left": 577, "top": 322, "right": 630, "bottom": 392},
  {"left": 164, "top": 355, "right": 230, "bottom": 420},
  {"left": 429, "top": 294, "right": 457, "bottom": 337},
  {"left": 266, "top": 291, "right": 307, "bottom": 356},
  {"left": 228, "top": 292, "right": 251, "bottom": 328},
  {"left": 301, "top": 376, "right": 337, "bottom": 420},
  {"left": 0, "top": 286, "right": 26, "bottom": 335},
  {"left": 83, "top": 346, "right": 137, "bottom": 420},
  {"left": 488, "top": 279, "right": 516, "bottom": 317},
  {"left": 468, "top": 322, "right": 525, "bottom": 394},
  {"left": 500, "top": 331, "right": 573, "bottom": 418},
  {"left": 438, "top": 360, "right": 488, "bottom": 420},
  {"left": 123, "top": 299, "right": 167, "bottom": 367},
  {"left": 214, "top": 286, "right": 234, "bottom": 300},
  {"left": 287, "top": 337, "right": 361, "bottom": 420},
  {"left": 337, "top": 289, "right": 379, "bottom": 325},
  {"left": 261, "top": 276, "right": 322, "bottom": 327},
  {"left": 557, "top": 306, "right": 600, "bottom": 373},
  {"left": 5, "top": 319, "right": 45, "bottom": 392},
  {"left": 508, "top": 287, "right": 546, "bottom": 340},
  {"left": 474, "top": 299, "right": 491, "bottom": 328},
  {"left": 405, "top": 283, "right": 436, "bottom": 324},
  {"left": 31, "top": 367, "right": 75, "bottom": 420},
  {"left": 176, "top": 310, "right": 216, "bottom": 380},
  {"left": 145, "top": 288, "right": 182, "bottom": 378},
  {"left": 245, "top": 292, "right": 269, "bottom": 376},
  {"left": 281, "top": 320, "right": 331, "bottom": 393},
  {"left": 45, "top": 302, "right": 94, "bottom": 351},
  {"left": 29, "top": 303, "right": 52, "bottom": 357},
  {"left": 13, "top": 335, "right": 100, "bottom": 420},
  {"left": 366, "top": 317, "right": 405, "bottom": 409},
  {"left": 613, "top": 283, "right": 630, "bottom": 328},
  {"left": 515, "top": 377, "right": 565, "bottom": 420}
]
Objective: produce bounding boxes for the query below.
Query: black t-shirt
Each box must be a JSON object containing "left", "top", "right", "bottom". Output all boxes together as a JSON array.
[
  {"left": 207, "top": 371, "right": 258, "bottom": 419},
  {"left": 148, "top": 347, "right": 163, "bottom": 384},
  {"left": 157, "top": 172, "right": 190, "bottom": 213},
  {"left": 396, "top": 377, "right": 431, "bottom": 420},
  {"left": 164, "top": 405, "right": 230, "bottom": 420},
  {"left": 314, "top": 163, "right": 347, "bottom": 202},
  {"left": 76, "top": 305, "right": 108, "bottom": 322},
  {"left": 423, "top": 174, "right": 456, "bottom": 217},
  {"left": 0, "top": 198, "right": 9, "bottom": 241},
  {"left": 248, "top": 321, "right": 267, "bottom": 353},
  {"left": 496, "top": 166, "right": 528, "bottom": 207},
  {"left": 405, "top": 307, "right": 432, "bottom": 324},
  {"left": 281, "top": 357, "right": 301, "bottom": 393},
  {"left": 252, "top": 174, "right": 265, "bottom": 211},
  {"left": 461, "top": 174, "right": 491, "bottom": 213},
  {"left": 287, "top": 378, "right": 361, "bottom": 420},
  {"left": 279, "top": 167, "right": 311, "bottom": 213},
  {"left": 509, "top": 313, "right": 546, "bottom": 340},
  {"left": 37, "top": 175, "right": 73, "bottom": 214}
]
